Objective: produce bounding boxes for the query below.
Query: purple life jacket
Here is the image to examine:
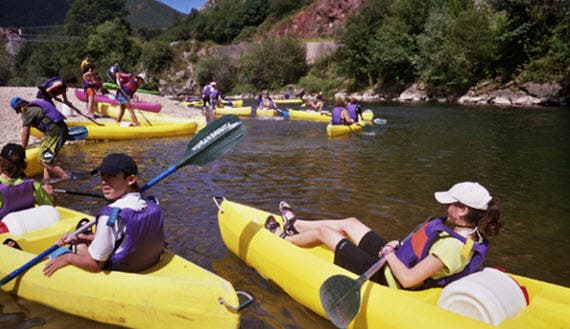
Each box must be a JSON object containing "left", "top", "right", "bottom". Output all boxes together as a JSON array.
[
  {"left": 395, "top": 217, "right": 489, "bottom": 287},
  {"left": 98, "top": 200, "right": 165, "bottom": 272},
  {"left": 331, "top": 106, "right": 344, "bottom": 124},
  {"left": 39, "top": 76, "right": 65, "bottom": 92},
  {"left": 346, "top": 103, "right": 358, "bottom": 121},
  {"left": 203, "top": 85, "right": 212, "bottom": 97},
  {"left": 0, "top": 180, "right": 35, "bottom": 219},
  {"left": 28, "top": 99, "right": 66, "bottom": 132}
]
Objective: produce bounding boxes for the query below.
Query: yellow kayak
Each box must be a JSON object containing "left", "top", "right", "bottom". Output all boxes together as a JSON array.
[
  {"left": 182, "top": 99, "right": 243, "bottom": 108},
  {"left": 326, "top": 123, "right": 365, "bottom": 137},
  {"left": 31, "top": 120, "right": 198, "bottom": 141},
  {"left": 1, "top": 206, "right": 244, "bottom": 328},
  {"left": 274, "top": 99, "right": 303, "bottom": 104},
  {"left": 216, "top": 199, "right": 570, "bottom": 329},
  {"left": 255, "top": 109, "right": 279, "bottom": 117},
  {"left": 215, "top": 106, "right": 252, "bottom": 117},
  {"left": 24, "top": 147, "right": 44, "bottom": 177},
  {"left": 288, "top": 109, "right": 332, "bottom": 122}
]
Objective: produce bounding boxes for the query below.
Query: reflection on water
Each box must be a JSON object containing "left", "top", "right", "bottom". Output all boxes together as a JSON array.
[{"left": 3, "top": 103, "right": 569, "bottom": 328}]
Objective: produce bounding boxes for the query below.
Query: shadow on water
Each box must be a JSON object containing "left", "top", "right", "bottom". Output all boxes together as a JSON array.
[{"left": 3, "top": 102, "right": 569, "bottom": 328}]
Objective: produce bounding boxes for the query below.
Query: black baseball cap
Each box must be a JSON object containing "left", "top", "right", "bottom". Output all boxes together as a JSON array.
[{"left": 91, "top": 153, "right": 138, "bottom": 176}]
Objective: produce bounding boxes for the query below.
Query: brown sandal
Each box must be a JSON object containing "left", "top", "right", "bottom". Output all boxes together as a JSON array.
[
  {"left": 279, "top": 201, "right": 299, "bottom": 236},
  {"left": 264, "top": 215, "right": 280, "bottom": 234}
]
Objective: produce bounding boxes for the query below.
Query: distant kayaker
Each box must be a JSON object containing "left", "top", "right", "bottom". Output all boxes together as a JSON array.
[
  {"left": 257, "top": 93, "right": 276, "bottom": 110},
  {"left": 9, "top": 96, "right": 71, "bottom": 184},
  {"left": 202, "top": 81, "right": 216, "bottom": 123},
  {"left": 346, "top": 97, "right": 363, "bottom": 122},
  {"left": 265, "top": 181, "right": 502, "bottom": 289},
  {"left": 115, "top": 73, "right": 144, "bottom": 126},
  {"left": 331, "top": 98, "right": 353, "bottom": 125},
  {"left": 43, "top": 153, "right": 166, "bottom": 276},
  {"left": 0, "top": 143, "right": 56, "bottom": 242},
  {"left": 307, "top": 94, "right": 324, "bottom": 112}
]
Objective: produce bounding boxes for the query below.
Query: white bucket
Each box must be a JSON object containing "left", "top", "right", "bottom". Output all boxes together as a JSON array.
[
  {"left": 2, "top": 206, "right": 61, "bottom": 235},
  {"left": 437, "top": 267, "right": 527, "bottom": 325}
]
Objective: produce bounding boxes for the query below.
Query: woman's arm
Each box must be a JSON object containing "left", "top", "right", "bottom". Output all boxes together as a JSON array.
[{"left": 384, "top": 252, "right": 445, "bottom": 288}]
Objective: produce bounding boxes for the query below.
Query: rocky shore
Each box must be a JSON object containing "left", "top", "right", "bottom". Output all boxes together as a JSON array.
[{"left": 0, "top": 86, "right": 202, "bottom": 146}]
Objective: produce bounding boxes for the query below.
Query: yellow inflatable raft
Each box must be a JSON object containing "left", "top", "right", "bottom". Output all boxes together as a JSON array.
[{"left": 216, "top": 199, "right": 570, "bottom": 329}]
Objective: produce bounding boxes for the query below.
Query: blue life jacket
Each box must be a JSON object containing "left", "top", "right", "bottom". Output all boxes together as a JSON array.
[
  {"left": 331, "top": 106, "right": 344, "bottom": 125},
  {"left": 28, "top": 99, "right": 67, "bottom": 132},
  {"left": 0, "top": 180, "right": 35, "bottom": 219},
  {"left": 395, "top": 217, "right": 489, "bottom": 287},
  {"left": 98, "top": 200, "right": 165, "bottom": 272}
]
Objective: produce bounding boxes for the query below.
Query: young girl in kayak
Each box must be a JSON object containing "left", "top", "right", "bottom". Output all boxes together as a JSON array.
[
  {"left": 0, "top": 143, "right": 56, "bottom": 239},
  {"left": 266, "top": 182, "right": 502, "bottom": 289},
  {"left": 43, "top": 153, "right": 165, "bottom": 276}
]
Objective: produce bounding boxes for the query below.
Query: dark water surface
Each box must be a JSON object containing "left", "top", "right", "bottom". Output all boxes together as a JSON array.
[{"left": 2, "top": 103, "right": 569, "bottom": 328}]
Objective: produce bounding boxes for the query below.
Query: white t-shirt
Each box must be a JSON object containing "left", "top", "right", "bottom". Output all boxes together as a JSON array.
[{"left": 88, "top": 192, "right": 147, "bottom": 262}]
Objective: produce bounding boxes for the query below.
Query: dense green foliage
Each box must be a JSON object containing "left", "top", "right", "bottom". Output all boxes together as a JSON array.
[
  {"left": 162, "top": 0, "right": 269, "bottom": 44},
  {"left": 337, "top": 0, "right": 569, "bottom": 96},
  {"left": 1, "top": 0, "right": 568, "bottom": 98},
  {"left": 239, "top": 38, "right": 308, "bottom": 90}
]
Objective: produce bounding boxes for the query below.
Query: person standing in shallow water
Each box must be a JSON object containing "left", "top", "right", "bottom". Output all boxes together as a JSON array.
[{"left": 266, "top": 182, "right": 502, "bottom": 289}]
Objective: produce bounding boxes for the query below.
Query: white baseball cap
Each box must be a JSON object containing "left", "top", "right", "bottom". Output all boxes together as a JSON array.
[{"left": 434, "top": 182, "right": 492, "bottom": 210}]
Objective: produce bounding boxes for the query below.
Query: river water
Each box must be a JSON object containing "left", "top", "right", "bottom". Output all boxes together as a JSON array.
[{"left": 2, "top": 102, "right": 569, "bottom": 328}]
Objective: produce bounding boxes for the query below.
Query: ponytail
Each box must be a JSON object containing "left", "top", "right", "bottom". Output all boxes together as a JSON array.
[
  {"left": 482, "top": 197, "right": 502, "bottom": 236},
  {"left": 464, "top": 197, "right": 502, "bottom": 236}
]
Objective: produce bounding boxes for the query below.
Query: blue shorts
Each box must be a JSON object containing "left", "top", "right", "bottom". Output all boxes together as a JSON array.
[{"left": 115, "top": 91, "right": 129, "bottom": 105}]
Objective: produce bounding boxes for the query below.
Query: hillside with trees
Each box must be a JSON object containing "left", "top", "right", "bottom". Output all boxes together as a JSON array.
[{"left": 1, "top": 0, "right": 568, "bottom": 104}]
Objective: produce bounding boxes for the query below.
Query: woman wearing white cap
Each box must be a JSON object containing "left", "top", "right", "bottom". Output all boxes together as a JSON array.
[{"left": 266, "top": 182, "right": 502, "bottom": 289}]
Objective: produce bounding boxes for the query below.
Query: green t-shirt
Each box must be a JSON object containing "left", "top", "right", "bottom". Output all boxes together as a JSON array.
[
  {"left": 21, "top": 105, "right": 63, "bottom": 137},
  {"left": 0, "top": 176, "right": 53, "bottom": 208},
  {"left": 384, "top": 232, "right": 476, "bottom": 289}
]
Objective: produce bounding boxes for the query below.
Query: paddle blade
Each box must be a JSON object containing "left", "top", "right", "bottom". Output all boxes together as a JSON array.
[
  {"left": 320, "top": 274, "right": 362, "bottom": 328},
  {"left": 68, "top": 126, "right": 88, "bottom": 141},
  {"left": 179, "top": 115, "right": 245, "bottom": 167},
  {"left": 373, "top": 118, "right": 387, "bottom": 125}
]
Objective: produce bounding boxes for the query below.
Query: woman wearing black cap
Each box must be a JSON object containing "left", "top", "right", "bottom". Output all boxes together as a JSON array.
[{"left": 43, "top": 153, "right": 165, "bottom": 276}]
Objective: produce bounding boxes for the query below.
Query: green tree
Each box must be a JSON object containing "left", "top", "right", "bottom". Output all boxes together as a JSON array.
[
  {"left": 195, "top": 54, "right": 238, "bottom": 94},
  {"left": 140, "top": 41, "right": 174, "bottom": 75},
  {"left": 86, "top": 19, "right": 141, "bottom": 74},
  {"left": 239, "top": 37, "right": 307, "bottom": 90}
]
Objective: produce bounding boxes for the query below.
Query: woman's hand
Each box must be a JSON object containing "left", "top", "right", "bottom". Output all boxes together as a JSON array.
[{"left": 379, "top": 240, "right": 401, "bottom": 257}]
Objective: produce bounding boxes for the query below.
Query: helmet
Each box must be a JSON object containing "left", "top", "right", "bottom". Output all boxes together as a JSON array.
[
  {"left": 10, "top": 97, "right": 25, "bottom": 111},
  {"left": 211, "top": 81, "right": 217, "bottom": 86}
]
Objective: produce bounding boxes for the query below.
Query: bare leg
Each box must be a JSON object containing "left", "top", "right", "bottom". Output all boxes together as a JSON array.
[
  {"left": 276, "top": 217, "right": 373, "bottom": 252},
  {"left": 117, "top": 104, "right": 126, "bottom": 123},
  {"left": 41, "top": 161, "right": 69, "bottom": 181},
  {"left": 86, "top": 93, "right": 94, "bottom": 117},
  {"left": 126, "top": 105, "right": 140, "bottom": 126}
]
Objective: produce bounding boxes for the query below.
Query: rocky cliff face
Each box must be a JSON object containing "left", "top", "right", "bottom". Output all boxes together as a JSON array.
[{"left": 266, "top": 0, "right": 367, "bottom": 38}]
